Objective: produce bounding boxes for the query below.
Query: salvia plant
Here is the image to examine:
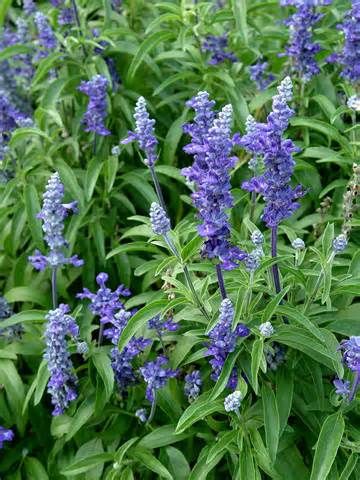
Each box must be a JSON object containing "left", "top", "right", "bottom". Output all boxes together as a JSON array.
[{"left": 0, "top": 0, "right": 359, "bottom": 479}]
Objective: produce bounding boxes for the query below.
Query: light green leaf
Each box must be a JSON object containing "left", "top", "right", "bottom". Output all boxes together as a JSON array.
[
  {"left": 4, "top": 287, "right": 49, "bottom": 308},
  {"left": 262, "top": 384, "right": 280, "bottom": 464},
  {"left": 130, "top": 448, "right": 173, "bottom": 480},
  {"left": 92, "top": 351, "right": 114, "bottom": 403},
  {"left": 251, "top": 338, "right": 264, "bottom": 395},
  {"left": 310, "top": 413, "right": 344, "bottom": 480},
  {"left": 176, "top": 393, "right": 224, "bottom": 434}
]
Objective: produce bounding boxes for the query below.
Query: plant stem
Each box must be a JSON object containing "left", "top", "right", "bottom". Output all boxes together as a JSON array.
[
  {"left": 250, "top": 191, "right": 256, "bottom": 221},
  {"left": 271, "top": 226, "right": 281, "bottom": 294},
  {"left": 93, "top": 134, "right": 97, "bottom": 156},
  {"left": 70, "top": 0, "right": 87, "bottom": 56},
  {"left": 147, "top": 392, "right": 157, "bottom": 423},
  {"left": 98, "top": 323, "right": 104, "bottom": 346},
  {"left": 164, "top": 234, "right": 210, "bottom": 321},
  {"left": 149, "top": 165, "right": 167, "bottom": 214},
  {"left": 51, "top": 267, "right": 58, "bottom": 309},
  {"left": 349, "top": 371, "right": 359, "bottom": 402},
  {"left": 216, "top": 264, "right": 227, "bottom": 299}
]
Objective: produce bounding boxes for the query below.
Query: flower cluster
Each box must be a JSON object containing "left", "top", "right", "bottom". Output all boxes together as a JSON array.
[
  {"left": 79, "top": 274, "right": 150, "bottom": 391},
  {"left": 58, "top": 8, "right": 75, "bottom": 26},
  {"left": 139, "top": 355, "right": 178, "bottom": 403},
  {"left": 77, "top": 272, "right": 130, "bottom": 325},
  {"left": 207, "top": 299, "right": 249, "bottom": 388},
  {"left": 239, "top": 77, "right": 303, "bottom": 227},
  {"left": 0, "top": 426, "right": 13, "bottom": 449},
  {"left": 78, "top": 75, "right": 110, "bottom": 136},
  {"left": 329, "top": 1, "right": 360, "bottom": 83},
  {"left": 184, "top": 370, "right": 202, "bottom": 402},
  {"left": 23, "top": 0, "right": 36, "bottom": 15},
  {"left": 182, "top": 92, "right": 246, "bottom": 269},
  {"left": 259, "top": 321, "right": 274, "bottom": 337},
  {"left": 148, "top": 314, "right": 178, "bottom": 339},
  {"left": 265, "top": 343, "right": 286, "bottom": 370},
  {"left": 122, "top": 96, "right": 158, "bottom": 166},
  {"left": 29, "top": 173, "right": 83, "bottom": 271},
  {"left": 201, "top": 35, "right": 237, "bottom": 65},
  {"left": 334, "top": 336, "right": 360, "bottom": 401},
  {"left": 280, "top": 0, "right": 331, "bottom": 82},
  {"left": 44, "top": 304, "right": 79, "bottom": 416},
  {"left": 150, "top": 202, "right": 171, "bottom": 236},
  {"left": 224, "top": 390, "right": 242, "bottom": 412},
  {"left": 34, "top": 12, "right": 58, "bottom": 59},
  {"left": 249, "top": 60, "right": 274, "bottom": 90}
]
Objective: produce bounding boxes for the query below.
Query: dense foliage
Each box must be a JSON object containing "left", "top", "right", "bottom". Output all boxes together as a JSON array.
[{"left": 0, "top": 0, "right": 359, "bottom": 478}]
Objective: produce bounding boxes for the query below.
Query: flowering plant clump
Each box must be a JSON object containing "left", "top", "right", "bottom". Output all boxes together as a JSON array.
[{"left": 0, "top": 0, "right": 359, "bottom": 478}]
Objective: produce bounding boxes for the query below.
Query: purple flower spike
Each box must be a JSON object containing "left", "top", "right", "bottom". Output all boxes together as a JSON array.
[
  {"left": 239, "top": 77, "right": 303, "bottom": 228},
  {"left": 44, "top": 304, "right": 79, "bottom": 416},
  {"left": 139, "top": 355, "right": 178, "bottom": 403},
  {"left": 28, "top": 173, "right": 83, "bottom": 271},
  {"left": 249, "top": 61, "right": 275, "bottom": 90},
  {"left": 59, "top": 8, "right": 75, "bottom": 25},
  {"left": 182, "top": 92, "right": 246, "bottom": 270},
  {"left": 23, "top": 0, "right": 36, "bottom": 15},
  {"left": 78, "top": 75, "right": 110, "bottom": 136},
  {"left": 280, "top": 1, "right": 331, "bottom": 82},
  {"left": 207, "top": 299, "right": 249, "bottom": 389},
  {"left": 0, "top": 426, "right": 14, "bottom": 449},
  {"left": 77, "top": 272, "right": 130, "bottom": 325},
  {"left": 338, "top": 336, "right": 360, "bottom": 401},
  {"left": 184, "top": 370, "right": 201, "bottom": 402},
  {"left": 121, "top": 96, "right": 158, "bottom": 166},
  {"left": 330, "top": 1, "right": 360, "bottom": 83},
  {"left": 201, "top": 34, "right": 237, "bottom": 65},
  {"left": 150, "top": 202, "right": 171, "bottom": 236},
  {"left": 34, "top": 12, "right": 58, "bottom": 59}
]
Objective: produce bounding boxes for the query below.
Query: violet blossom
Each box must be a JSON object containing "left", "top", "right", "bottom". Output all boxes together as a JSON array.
[
  {"left": 201, "top": 34, "right": 237, "bottom": 65},
  {"left": 44, "top": 304, "right": 79, "bottom": 415},
  {"left": 78, "top": 75, "right": 110, "bottom": 136},
  {"left": 34, "top": 12, "right": 58, "bottom": 59},
  {"left": 182, "top": 92, "right": 246, "bottom": 270},
  {"left": 336, "top": 336, "right": 360, "bottom": 401},
  {"left": 207, "top": 299, "right": 249, "bottom": 389},
  {"left": 184, "top": 370, "right": 201, "bottom": 402},
  {"left": 28, "top": 172, "right": 83, "bottom": 272},
  {"left": 0, "top": 426, "right": 13, "bottom": 449},
  {"left": 249, "top": 60, "right": 274, "bottom": 90},
  {"left": 139, "top": 355, "right": 178, "bottom": 403}
]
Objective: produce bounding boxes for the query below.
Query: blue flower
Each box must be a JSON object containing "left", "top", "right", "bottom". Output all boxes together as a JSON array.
[
  {"left": 207, "top": 299, "right": 249, "bottom": 388},
  {"left": 201, "top": 35, "right": 237, "bottom": 65},
  {"left": 150, "top": 202, "right": 171, "bottom": 236},
  {"left": 44, "top": 304, "right": 79, "bottom": 416},
  {"left": 224, "top": 391, "right": 242, "bottom": 412},
  {"left": 182, "top": 92, "right": 246, "bottom": 269},
  {"left": 78, "top": 75, "right": 110, "bottom": 136},
  {"left": 29, "top": 173, "right": 83, "bottom": 271},
  {"left": 0, "top": 426, "right": 13, "bottom": 449},
  {"left": 184, "top": 370, "right": 202, "bottom": 402},
  {"left": 139, "top": 355, "right": 178, "bottom": 403},
  {"left": 122, "top": 96, "right": 158, "bottom": 166},
  {"left": 239, "top": 77, "right": 304, "bottom": 228},
  {"left": 34, "top": 12, "right": 57, "bottom": 59},
  {"left": 249, "top": 60, "right": 274, "bottom": 90}
]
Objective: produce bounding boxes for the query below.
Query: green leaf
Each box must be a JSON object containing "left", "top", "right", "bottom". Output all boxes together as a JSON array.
[
  {"left": 0, "top": 0, "right": 11, "bottom": 26},
  {"left": 290, "top": 117, "right": 350, "bottom": 151},
  {"left": 251, "top": 338, "right": 264, "bottom": 395},
  {"left": 206, "top": 431, "right": 237, "bottom": 464},
  {"left": 166, "top": 447, "right": 190, "bottom": 480},
  {"left": 162, "top": 111, "right": 187, "bottom": 165},
  {"left": 188, "top": 445, "right": 225, "bottom": 480},
  {"left": 4, "top": 287, "right": 49, "bottom": 308},
  {"left": 85, "top": 157, "right": 103, "bottom": 201},
  {"left": 0, "top": 44, "right": 33, "bottom": 62},
  {"left": 114, "top": 437, "right": 139, "bottom": 464},
  {"left": 130, "top": 448, "right": 173, "bottom": 480},
  {"left": 181, "top": 236, "right": 203, "bottom": 263},
  {"left": 34, "top": 360, "right": 50, "bottom": 406},
  {"left": 56, "top": 159, "right": 85, "bottom": 208},
  {"left": 24, "top": 184, "right": 43, "bottom": 250},
  {"left": 65, "top": 396, "right": 95, "bottom": 442},
  {"left": 10, "top": 127, "right": 52, "bottom": 146},
  {"left": 0, "top": 310, "right": 45, "bottom": 330},
  {"left": 127, "top": 31, "right": 173, "bottom": 81},
  {"left": 262, "top": 384, "right": 280, "bottom": 464},
  {"left": 106, "top": 241, "right": 160, "bottom": 259},
  {"left": 276, "top": 368, "right": 293, "bottom": 435},
  {"left": 92, "top": 351, "right": 114, "bottom": 404},
  {"left": 61, "top": 453, "right": 114, "bottom": 476},
  {"left": 24, "top": 458, "right": 49, "bottom": 480},
  {"left": 209, "top": 350, "right": 240, "bottom": 400},
  {"left": 231, "top": 0, "right": 248, "bottom": 44},
  {"left": 176, "top": 393, "right": 224, "bottom": 434},
  {"left": 0, "top": 359, "right": 25, "bottom": 432},
  {"left": 261, "top": 286, "right": 290, "bottom": 324},
  {"left": 310, "top": 413, "right": 345, "bottom": 480},
  {"left": 105, "top": 156, "right": 118, "bottom": 193},
  {"left": 118, "top": 299, "right": 168, "bottom": 352},
  {"left": 138, "top": 425, "right": 189, "bottom": 449},
  {"left": 339, "top": 454, "right": 358, "bottom": 480},
  {"left": 238, "top": 441, "right": 256, "bottom": 480}
]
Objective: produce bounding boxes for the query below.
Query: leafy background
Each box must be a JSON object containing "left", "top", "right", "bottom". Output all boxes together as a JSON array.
[{"left": 0, "top": 0, "right": 359, "bottom": 479}]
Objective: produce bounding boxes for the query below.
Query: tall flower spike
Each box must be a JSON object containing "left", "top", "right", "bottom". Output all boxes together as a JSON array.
[
  {"left": 121, "top": 96, "right": 158, "bottom": 166},
  {"left": 184, "top": 370, "right": 202, "bottom": 402},
  {"left": 182, "top": 93, "right": 246, "bottom": 270},
  {"left": 44, "top": 304, "right": 79, "bottom": 416},
  {"left": 249, "top": 60, "right": 274, "bottom": 90},
  {"left": 207, "top": 299, "right": 249, "bottom": 389},
  {"left": 328, "top": 1, "right": 360, "bottom": 83},
  {"left": 34, "top": 12, "right": 58, "bottom": 59},
  {"left": 150, "top": 202, "right": 171, "bottom": 236},
  {"left": 280, "top": 0, "right": 331, "bottom": 82},
  {"left": 338, "top": 336, "right": 360, "bottom": 401},
  {"left": 78, "top": 75, "right": 110, "bottom": 136},
  {"left": 28, "top": 173, "right": 83, "bottom": 272}
]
